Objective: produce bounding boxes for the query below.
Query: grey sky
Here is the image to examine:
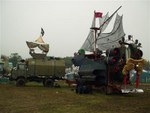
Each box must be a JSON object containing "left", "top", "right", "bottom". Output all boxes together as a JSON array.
[{"left": 0, "top": 0, "right": 150, "bottom": 60}]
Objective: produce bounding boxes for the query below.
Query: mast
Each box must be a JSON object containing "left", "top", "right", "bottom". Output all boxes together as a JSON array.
[
  {"left": 90, "top": 11, "right": 100, "bottom": 59},
  {"left": 90, "top": 27, "right": 99, "bottom": 52}
]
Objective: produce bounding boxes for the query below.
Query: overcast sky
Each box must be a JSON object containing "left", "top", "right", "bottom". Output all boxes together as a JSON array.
[{"left": 0, "top": 0, "right": 150, "bottom": 60}]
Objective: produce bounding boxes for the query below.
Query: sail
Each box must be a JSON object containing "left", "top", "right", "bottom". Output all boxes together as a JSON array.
[
  {"left": 35, "top": 36, "right": 45, "bottom": 43},
  {"left": 81, "top": 31, "right": 95, "bottom": 51},
  {"left": 99, "top": 12, "right": 112, "bottom": 32},
  {"left": 26, "top": 36, "right": 49, "bottom": 53},
  {"left": 81, "top": 13, "right": 112, "bottom": 52},
  {"left": 96, "top": 14, "right": 125, "bottom": 50},
  {"left": 81, "top": 14, "right": 95, "bottom": 51}
]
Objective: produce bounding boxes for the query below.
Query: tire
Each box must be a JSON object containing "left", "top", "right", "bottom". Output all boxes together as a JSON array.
[
  {"left": 16, "top": 78, "right": 26, "bottom": 87},
  {"left": 44, "top": 79, "right": 54, "bottom": 87}
]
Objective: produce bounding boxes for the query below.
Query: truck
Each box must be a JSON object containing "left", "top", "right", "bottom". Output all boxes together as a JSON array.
[
  {"left": 10, "top": 57, "right": 65, "bottom": 87},
  {"left": 10, "top": 28, "right": 65, "bottom": 87}
]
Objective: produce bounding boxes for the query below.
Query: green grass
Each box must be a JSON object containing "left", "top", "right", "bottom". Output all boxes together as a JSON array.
[{"left": 0, "top": 82, "right": 150, "bottom": 113}]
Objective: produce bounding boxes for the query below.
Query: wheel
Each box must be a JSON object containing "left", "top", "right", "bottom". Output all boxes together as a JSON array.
[
  {"left": 44, "top": 79, "right": 54, "bottom": 87},
  {"left": 16, "top": 78, "right": 26, "bottom": 87}
]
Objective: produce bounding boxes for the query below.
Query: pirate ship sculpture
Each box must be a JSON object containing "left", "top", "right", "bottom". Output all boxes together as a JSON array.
[{"left": 72, "top": 6, "right": 146, "bottom": 94}]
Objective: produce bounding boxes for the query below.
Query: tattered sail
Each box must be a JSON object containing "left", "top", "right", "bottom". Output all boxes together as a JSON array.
[
  {"left": 97, "top": 14, "right": 125, "bottom": 50},
  {"left": 99, "top": 12, "right": 112, "bottom": 32},
  {"left": 81, "top": 11, "right": 125, "bottom": 52},
  {"left": 81, "top": 31, "right": 95, "bottom": 51},
  {"left": 26, "top": 36, "right": 49, "bottom": 53},
  {"left": 26, "top": 28, "right": 49, "bottom": 58}
]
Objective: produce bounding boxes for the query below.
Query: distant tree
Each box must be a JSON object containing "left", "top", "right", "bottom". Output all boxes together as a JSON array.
[
  {"left": 1, "top": 55, "right": 9, "bottom": 61},
  {"left": 9, "top": 53, "right": 22, "bottom": 67},
  {"left": 144, "top": 60, "right": 150, "bottom": 71},
  {"left": 1, "top": 54, "right": 11, "bottom": 74},
  {"left": 63, "top": 56, "right": 73, "bottom": 68}
]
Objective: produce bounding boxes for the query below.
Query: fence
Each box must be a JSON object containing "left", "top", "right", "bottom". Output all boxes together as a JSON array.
[{"left": 131, "top": 72, "right": 150, "bottom": 83}]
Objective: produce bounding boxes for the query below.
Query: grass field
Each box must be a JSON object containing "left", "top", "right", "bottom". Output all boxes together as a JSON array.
[{"left": 0, "top": 81, "right": 150, "bottom": 113}]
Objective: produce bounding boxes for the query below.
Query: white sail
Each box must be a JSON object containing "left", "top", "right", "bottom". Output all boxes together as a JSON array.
[
  {"left": 81, "top": 31, "right": 95, "bottom": 51},
  {"left": 81, "top": 14, "right": 95, "bottom": 51},
  {"left": 26, "top": 36, "right": 49, "bottom": 53},
  {"left": 81, "top": 13, "right": 112, "bottom": 52},
  {"left": 97, "top": 14, "right": 125, "bottom": 50},
  {"left": 99, "top": 12, "right": 112, "bottom": 32}
]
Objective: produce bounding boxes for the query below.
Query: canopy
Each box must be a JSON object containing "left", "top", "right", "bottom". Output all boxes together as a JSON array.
[{"left": 26, "top": 36, "right": 49, "bottom": 53}]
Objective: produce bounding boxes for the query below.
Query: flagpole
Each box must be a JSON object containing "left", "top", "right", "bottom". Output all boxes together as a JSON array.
[
  {"left": 91, "top": 10, "right": 99, "bottom": 59},
  {"left": 94, "top": 10, "right": 96, "bottom": 52}
]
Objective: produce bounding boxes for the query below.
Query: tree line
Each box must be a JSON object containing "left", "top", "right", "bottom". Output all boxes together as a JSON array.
[{"left": 1, "top": 53, "right": 150, "bottom": 72}]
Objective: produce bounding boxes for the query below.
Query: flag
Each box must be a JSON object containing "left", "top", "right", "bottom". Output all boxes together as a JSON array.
[
  {"left": 41, "top": 28, "right": 44, "bottom": 37},
  {"left": 95, "top": 12, "right": 103, "bottom": 18}
]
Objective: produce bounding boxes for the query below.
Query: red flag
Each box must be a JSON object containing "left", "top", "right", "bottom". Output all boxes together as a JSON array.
[{"left": 95, "top": 12, "right": 103, "bottom": 18}]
